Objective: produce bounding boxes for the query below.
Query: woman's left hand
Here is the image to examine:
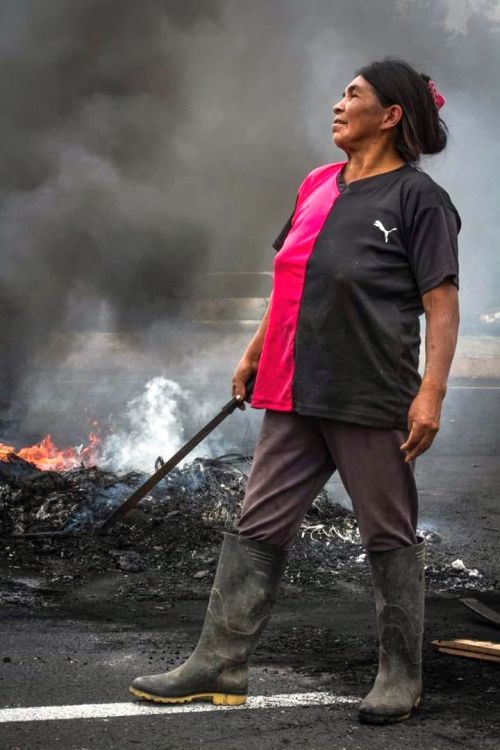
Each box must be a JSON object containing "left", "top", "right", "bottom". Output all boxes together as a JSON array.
[{"left": 400, "top": 385, "right": 445, "bottom": 463}]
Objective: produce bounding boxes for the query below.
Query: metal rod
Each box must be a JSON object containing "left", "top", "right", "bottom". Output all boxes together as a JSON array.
[{"left": 97, "top": 395, "right": 242, "bottom": 533}]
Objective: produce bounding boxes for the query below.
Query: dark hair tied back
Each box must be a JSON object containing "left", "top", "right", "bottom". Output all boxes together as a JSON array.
[{"left": 356, "top": 58, "right": 448, "bottom": 163}]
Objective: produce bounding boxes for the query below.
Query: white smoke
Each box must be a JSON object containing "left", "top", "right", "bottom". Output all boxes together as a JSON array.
[{"left": 98, "top": 376, "right": 188, "bottom": 473}]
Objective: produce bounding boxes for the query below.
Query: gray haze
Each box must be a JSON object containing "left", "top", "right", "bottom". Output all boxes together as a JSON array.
[{"left": 0, "top": 0, "right": 499, "bottom": 405}]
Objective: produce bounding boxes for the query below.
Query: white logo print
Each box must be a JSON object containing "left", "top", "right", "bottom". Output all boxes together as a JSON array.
[{"left": 373, "top": 220, "right": 397, "bottom": 243}]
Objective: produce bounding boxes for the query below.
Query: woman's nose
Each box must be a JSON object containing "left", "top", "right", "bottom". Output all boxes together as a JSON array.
[{"left": 333, "top": 98, "right": 345, "bottom": 115}]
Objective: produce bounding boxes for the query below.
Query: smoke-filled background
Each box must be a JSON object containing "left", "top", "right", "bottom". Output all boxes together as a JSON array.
[{"left": 0, "top": 0, "right": 499, "bottom": 470}]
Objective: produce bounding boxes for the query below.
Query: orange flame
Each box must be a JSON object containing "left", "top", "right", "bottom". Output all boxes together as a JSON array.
[{"left": 0, "top": 433, "right": 101, "bottom": 472}]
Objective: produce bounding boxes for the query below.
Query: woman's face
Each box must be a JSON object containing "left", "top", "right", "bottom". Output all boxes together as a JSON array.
[{"left": 331, "top": 75, "right": 390, "bottom": 151}]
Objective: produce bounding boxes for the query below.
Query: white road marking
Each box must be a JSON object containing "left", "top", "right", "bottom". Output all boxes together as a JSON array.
[
  {"left": 448, "top": 385, "right": 500, "bottom": 389},
  {"left": 0, "top": 693, "right": 359, "bottom": 723}
]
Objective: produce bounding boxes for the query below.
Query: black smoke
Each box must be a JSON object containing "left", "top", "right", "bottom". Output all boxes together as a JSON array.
[
  {"left": 0, "top": 0, "right": 498, "bottom": 403},
  {"left": 0, "top": 0, "right": 221, "bottom": 391}
]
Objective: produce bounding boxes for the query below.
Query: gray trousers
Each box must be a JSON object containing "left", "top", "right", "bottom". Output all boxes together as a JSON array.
[{"left": 236, "top": 410, "right": 418, "bottom": 552}]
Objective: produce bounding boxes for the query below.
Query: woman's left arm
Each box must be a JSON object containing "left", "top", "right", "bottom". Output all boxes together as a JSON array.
[{"left": 400, "top": 279, "right": 460, "bottom": 462}]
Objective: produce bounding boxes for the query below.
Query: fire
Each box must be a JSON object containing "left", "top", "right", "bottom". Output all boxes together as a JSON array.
[{"left": 0, "top": 433, "right": 101, "bottom": 472}]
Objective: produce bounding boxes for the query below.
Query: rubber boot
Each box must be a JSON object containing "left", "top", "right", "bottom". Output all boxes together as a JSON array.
[
  {"left": 129, "top": 531, "right": 287, "bottom": 705},
  {"left": 358, "top": 539, "right": 425, "bottom": 724}
]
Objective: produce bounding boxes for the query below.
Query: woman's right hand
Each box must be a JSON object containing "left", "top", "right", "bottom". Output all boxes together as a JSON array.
[{"left": 231, "top": 357, "right": 258, "bottom": 410}]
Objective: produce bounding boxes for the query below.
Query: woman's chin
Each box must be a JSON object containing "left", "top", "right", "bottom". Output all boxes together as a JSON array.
[{"left": 332, "top": 133, "right": 347, "bottom": 150}]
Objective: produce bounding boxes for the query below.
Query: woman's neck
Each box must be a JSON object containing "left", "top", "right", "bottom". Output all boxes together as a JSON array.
[{"left": 342, "top": 145, "right": 406, "bottom": 184}]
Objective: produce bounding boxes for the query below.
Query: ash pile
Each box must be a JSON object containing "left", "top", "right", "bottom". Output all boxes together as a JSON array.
[{"left": 0, "top": 453, "right": 494, "bottom": 595}]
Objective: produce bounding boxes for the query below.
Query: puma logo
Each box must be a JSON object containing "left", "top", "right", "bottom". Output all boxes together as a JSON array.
[{"left": 373, "top": 220, "right": 397, "bottom": 243}]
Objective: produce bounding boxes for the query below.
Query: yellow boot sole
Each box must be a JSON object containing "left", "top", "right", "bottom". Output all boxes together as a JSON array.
[{"left": 129, "top": 686, "right": 247, "bottom": 706}]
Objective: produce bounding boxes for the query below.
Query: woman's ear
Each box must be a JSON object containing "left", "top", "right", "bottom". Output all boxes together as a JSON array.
[{"left": 381, "top": 104, "right": 403, "bottom": 130}]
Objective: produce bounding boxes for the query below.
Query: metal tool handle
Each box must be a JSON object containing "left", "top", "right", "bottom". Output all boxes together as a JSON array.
[{"left": 242, "top": 373, "right": 256, "bottom": 403}]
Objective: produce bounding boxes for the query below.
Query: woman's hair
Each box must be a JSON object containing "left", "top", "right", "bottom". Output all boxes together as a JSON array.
[{"left": 356, "top": 58, "right": 448, "bottom": 163}]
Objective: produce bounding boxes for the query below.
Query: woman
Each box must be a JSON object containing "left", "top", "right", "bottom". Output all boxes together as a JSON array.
[{"left": 130, "top": 58, "right": 460, "bottom": 725}]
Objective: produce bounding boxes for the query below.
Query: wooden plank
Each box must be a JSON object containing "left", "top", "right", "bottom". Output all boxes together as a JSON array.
[
  {"left": 432, "top": 639, "right": 500, "bottom": 656},
  {"left": 434, "top": 646, "right": 500, "bottom": 664}
]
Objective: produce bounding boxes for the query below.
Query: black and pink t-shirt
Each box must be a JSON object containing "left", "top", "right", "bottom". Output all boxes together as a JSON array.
[{"left": 251, "top": 161, "right": 460, "bottom": 430}]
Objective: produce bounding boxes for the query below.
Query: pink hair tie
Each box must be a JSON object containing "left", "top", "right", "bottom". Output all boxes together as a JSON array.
[{"left": 427, "top": 79, "right": 446, "bottom": 110}]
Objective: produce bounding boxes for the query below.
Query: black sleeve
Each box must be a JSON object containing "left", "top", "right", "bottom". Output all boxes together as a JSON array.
[
  {"left": 272, "top": 212, "right": 294, "bottom": 251},
  {"left": 406, "top": 182, "right": 461, "bottom": 296},
  {"left": 272, "top": 195, "right": 299, "bottom": 251}
]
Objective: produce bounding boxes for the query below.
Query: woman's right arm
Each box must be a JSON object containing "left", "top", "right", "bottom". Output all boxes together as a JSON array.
[{"left": 231, "top": 290, "right": 273, "bottom": 403}]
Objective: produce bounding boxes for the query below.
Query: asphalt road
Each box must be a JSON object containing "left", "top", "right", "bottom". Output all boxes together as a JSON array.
[
  {"left": 0, "top": 382, "right": 499, "bottom": 749},
  {"left": 0, "top": 588, "right": 499, "bottom": 750}
]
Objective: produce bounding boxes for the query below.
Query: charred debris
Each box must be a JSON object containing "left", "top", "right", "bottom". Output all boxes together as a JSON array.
[{"left": 0, "top": 452, "right": 494, "bottom": 595}]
